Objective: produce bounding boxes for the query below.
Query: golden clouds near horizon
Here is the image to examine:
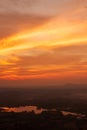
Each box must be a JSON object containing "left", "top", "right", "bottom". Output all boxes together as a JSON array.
[{"left": 0, "top": 15, "right": 87, "bottom": 84}]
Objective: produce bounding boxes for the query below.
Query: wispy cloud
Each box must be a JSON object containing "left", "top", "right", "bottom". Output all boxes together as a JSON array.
[{"left": 0, "top": 0, "right": 87, "bottom": 85}]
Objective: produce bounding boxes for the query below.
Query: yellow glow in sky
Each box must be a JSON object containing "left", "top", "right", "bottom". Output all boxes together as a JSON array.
[{"left": 0, "top": 0, "right": 87, "bottom": 86}]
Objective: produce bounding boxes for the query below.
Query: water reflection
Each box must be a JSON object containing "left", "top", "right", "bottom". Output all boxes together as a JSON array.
[
  {"left": 0, "top": 106, "right": 47, "bottom": 114},
  {"left": 0, "top": 106, "right": 86, "bottom": 119},
  {"left": 61, "top": 111, "right": 86, "bottom": 119}
]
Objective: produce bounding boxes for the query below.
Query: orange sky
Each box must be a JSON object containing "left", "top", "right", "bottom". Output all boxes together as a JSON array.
[{"left": 0, "top": 0, "right": 87, "bottom": 87}]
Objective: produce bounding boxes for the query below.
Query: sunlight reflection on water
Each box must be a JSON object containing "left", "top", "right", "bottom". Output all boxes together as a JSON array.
[
  {"left": 0, "top": 106, "right": 86, "bottom": 119},
  {"left": 61, "top": 111, "right": 86, "bottom": 119},
  {"left": 0, "top": 106, "right": 47, "bottom": 114}
]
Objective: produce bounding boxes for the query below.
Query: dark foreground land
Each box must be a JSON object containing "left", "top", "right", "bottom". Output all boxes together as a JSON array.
[
  {"left": 0, "top": 111, "right": 87, "bottom": 130},
  {"left": 0, "top": 84, "right": 87, "bottom": 130}
]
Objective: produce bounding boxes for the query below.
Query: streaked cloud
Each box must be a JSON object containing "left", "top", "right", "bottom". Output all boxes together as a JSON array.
[{"left": 0, "top": 0, "right": 87, "bottom": 86}]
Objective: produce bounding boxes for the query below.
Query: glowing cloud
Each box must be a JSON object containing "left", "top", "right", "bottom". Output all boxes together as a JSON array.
[
  {"left": 0, "top": 17, "right": 87, "bottom": 56},
  {"left": 0, "top": 0, "right": 87, "bottom": 85}
]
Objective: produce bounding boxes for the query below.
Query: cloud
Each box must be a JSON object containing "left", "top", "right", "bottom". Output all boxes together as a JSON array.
[
  {"left": 0, "top": 14, "right": 51, "bottom": 39},
  {"left": 0, "top": 15, "right": 87, "bottom": 56},
  {"left": 0, "top": 0, "right": 86, "bottom": 39},
  {"left": 0, "top": 0, "right": 87, "bottom": 85},
  {"left": 0, "top": 44, "right": 87, "bottom": 80},
  {"left": 0, "top": 0, "right": 86, "bottom": 16}
]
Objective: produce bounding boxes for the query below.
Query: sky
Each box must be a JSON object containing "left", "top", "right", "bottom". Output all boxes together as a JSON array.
[{"left": 0, "top": 0, "right": 87, "bottom": 87}]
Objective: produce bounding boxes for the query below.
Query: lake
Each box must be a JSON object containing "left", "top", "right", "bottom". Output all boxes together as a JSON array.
[{"left": 0, "top": 106, "right": 86, "bottom": 119}]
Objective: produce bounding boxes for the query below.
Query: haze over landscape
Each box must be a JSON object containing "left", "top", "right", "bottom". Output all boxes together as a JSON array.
[{"left": 0, "top": 0, "right": 87, "bottom": 87}]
